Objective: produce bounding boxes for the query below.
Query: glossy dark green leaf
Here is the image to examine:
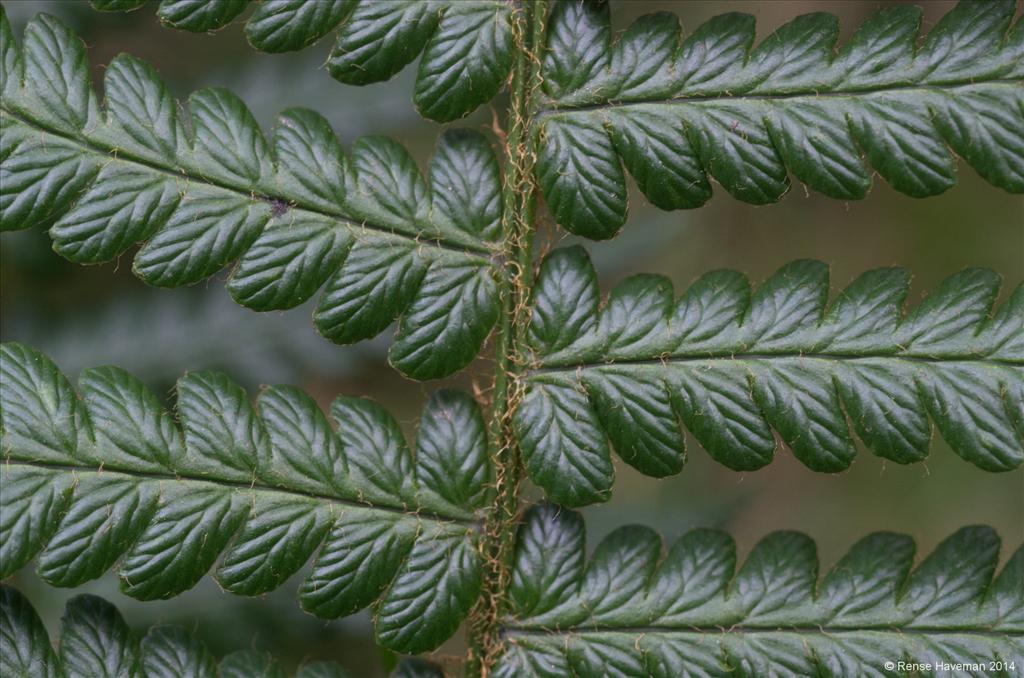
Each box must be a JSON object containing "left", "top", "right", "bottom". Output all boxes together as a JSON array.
[
  {"left": 413, "top": 1, "right": 515, "bottom": 123},
  {"left": 516, "top": 248, "right": 1023, "bottom": 505},
  {"left": 390, "top": 258, "right": 500, "bottom": 379},
  {"left": 535, "top": 114, "right": 626, "bottom": 240},
  {"left": 37, "top": 476, "right": 160, "bottom": 588},
  {"left": 313, "top": 238, "right": 428, "bottom": 345},
  {"left": 328, "top": 1, "right": 438, "bottom": 84},
  {"left": 0, "top": 341, "right": 81, "bottom": 463},
  {"left": 325, "top": 0, "right": 514, "bottom": 121},
  {"left": 513, "top": 377, "right": 613, "bottom": 507},
  {"left": 537, "top": 0, "right": 1024, "bottom": 238},
  {"left": 496, "top": 505, "right": 1024, "bottom": 677},
  {"left": 0, "top": 344, "right": 491, "bottom": 653},
  {"left": 0, "top": 115, "right": 99, "bottom": 234},
  {"left": 157, "top": 0, "right": 248, "bottom": 32},
  {"left": 299, "top": 510, "right": 417, "bottom": 621},
  {"left": 581, "top": 368, "right": 685, "bottom": 477},
  {"left": 17, "top": 13, "right": 98, "bottom": 133},
  {"left": 429, "top": 129, "right": 503, "bottom": 242},
  {"left": 507, "top": 505, "right": 585, "bottom": 626},
  {"left": 329, "top": 0, "right": 514, "bottom": 122},
  {"left": 3, "top": 586, "right": 432, "bottom": 678},
  {"left": 375, "top": 524, "right": 482, "bottom": 653},
  {"left": 228, "top": 215, "right": 351, "bottom": 311},
  {"left": 1, "top": 12, "right": 501, "bottom": 380},
  {"left": 59, "top": 594, "right": 140, "bottom": 678},
  {"left": 119, "top": 0, "right": 513, "bottom": 122},
  {"left": 415, "top": 390, "right": 492, "bottom": 513},
  {"left": 217, "top": 496, "right": 330, "bottom": 596},
  {"left": 527, "top": 245, "right": 600, "bottom": 356},
  {"left": 246, "top": 0, "right": 354, "bottom": 53},
  {"left": 0, "top": 585, "right": 60, "bottom": 678},
  {"left": 134, "top": 189, "right": 271, "bottom": 286},
  {"left": 0, "top": 467, "right": 73, "bottom": 579},
  {"left": 606, "top": 107, "right": 710, "bottom": 211},
  {"left": 49, "top": 164, "right": 181, "bottom": 263},
  {"left": 542, "top": 0, "right": 610, "bottom": 101}
]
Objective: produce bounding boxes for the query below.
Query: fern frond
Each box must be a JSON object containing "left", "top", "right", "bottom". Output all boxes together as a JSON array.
[
  {"left": 495, "top": 505, "right": 1023, "bottom": 678},
  {"left": 0, "top": 343, "right": 492, "bottom": 653},
  {"left": 0, "top": 585, "right": 443, "bottom": 677},
  {"left": 0, "top": 10, "right": 502, "bottom": 380},
  {"left": 514, "top": 248, "right": 1024, "bottom": 505},
  {"left": 89, "top": 0, "right": 515, "bottom": 123},
  {"left": 537, "top": 0, "right": 1024, "bottom": 238}
]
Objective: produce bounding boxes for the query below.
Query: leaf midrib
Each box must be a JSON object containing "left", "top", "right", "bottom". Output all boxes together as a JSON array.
[
  {"left": 534, "top": 79, "right": 1022, "bottom": 116},
  {"left": 4, "top": 459, "right": 477, "bottom": 526},
  {"left": 0, "top": 105, "right": 494, "bottom": 260},
  {"left": 531, "top": 352, "right": 1022, "bottom": 374},
  {"left": 501, "top": 625, "right": 1020, "bottom": 638}
]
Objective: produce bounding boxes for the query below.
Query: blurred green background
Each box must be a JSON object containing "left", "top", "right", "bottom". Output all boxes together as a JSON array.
[{"left": 2, "top": 1, "right": 1021, "bottom": 675}]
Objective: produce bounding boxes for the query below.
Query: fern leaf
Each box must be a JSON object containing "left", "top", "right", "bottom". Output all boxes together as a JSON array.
[
  {"left": 537, "top": 0, "right": 1024, "bottom": 238},
  {"left": 0, "top": 585, "right": 441, "bottom": 677},
  {"left": 514, "top": 248, "right": 1024, "bottom": 505},
  {"left": 0, "top": 10, "right": 504, "bottom": 380},
  {"left": 0, "top": 343, "right": 492, "bottom": 653},
  {"left": 89, "top": 0, "right": 515, "bottom": 122},
  {"left": 156, "top": 0, "right": 251, "bottom": 32},
  {"left": 495, "top": 505, "right": 1024, "bottom": 677},
  {"left": 246, "top": 1, "right": 354, "bottom": 53}
]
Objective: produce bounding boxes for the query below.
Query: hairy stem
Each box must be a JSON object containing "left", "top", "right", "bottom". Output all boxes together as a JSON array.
[{"left": 467, "top": 1, "right": 546, "bottom": 675}]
